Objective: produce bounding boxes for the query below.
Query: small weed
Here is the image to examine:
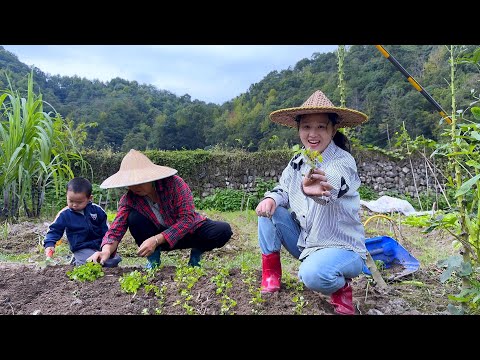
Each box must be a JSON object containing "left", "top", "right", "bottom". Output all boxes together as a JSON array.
[
  {"left": 374, "top": 260, "right": 386, "bottom": 271},
  {"left": 283, "top": 272, "right": 303, "bottom": 291},
  {"left": 0, "top": 221, "right": 10, "bottom": 241},
  {"left": 292, "top": 294, "right": 307, "bottom": 315}
]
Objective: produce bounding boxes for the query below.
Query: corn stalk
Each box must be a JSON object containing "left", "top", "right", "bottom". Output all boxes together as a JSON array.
[{"left": 0, "top": 70, "right": 88, "bottom": 220}]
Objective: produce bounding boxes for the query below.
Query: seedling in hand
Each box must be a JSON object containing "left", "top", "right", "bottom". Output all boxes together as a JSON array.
[{"left": 292, "top": 144, "right": 323, "bottom": 177}]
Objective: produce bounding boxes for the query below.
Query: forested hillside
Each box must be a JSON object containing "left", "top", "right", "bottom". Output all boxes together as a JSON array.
[{"left": 1, "top": 45, "right": 478, "bottom": 151}]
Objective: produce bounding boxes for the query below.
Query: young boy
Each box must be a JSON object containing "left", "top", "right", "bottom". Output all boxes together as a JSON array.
[{"left": 44, "top": 177, "right": 121, "bottom": 267}]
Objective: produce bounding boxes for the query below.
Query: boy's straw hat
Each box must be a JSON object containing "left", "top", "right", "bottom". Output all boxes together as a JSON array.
[
  {"left": 100, "top": 149, "right": 177, "bottom": 189},
  {"left": 269, "top": 90, "right": 368, "bottom": 128}
]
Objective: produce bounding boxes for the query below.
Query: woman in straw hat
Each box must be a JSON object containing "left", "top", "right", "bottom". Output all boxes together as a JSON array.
[
  {"left": 87, "top": 149, "right": 233, "bottom": 269},
  {"left": 256, "top": 90, "right": 368, "bottom": 315}
]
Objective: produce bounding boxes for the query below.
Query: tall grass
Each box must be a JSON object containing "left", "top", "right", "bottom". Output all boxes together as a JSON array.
[{"left": 0, "top": 71, "right": 88, "bottom": 220}]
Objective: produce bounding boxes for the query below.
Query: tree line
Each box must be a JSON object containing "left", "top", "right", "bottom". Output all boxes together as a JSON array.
[{"left": 1, "top": 45, "right": 478, "bottom": 152}]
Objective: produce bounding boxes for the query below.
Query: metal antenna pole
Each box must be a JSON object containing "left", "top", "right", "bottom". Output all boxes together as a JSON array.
[{"left": 375, "top": 45, "right": 452, "bottom": 125}]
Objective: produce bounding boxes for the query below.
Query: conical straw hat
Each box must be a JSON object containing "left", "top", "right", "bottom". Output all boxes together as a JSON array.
[
  {"left": 269, "top": 90, "right": 368, "bottom": 128},
  {"left": 100, "top": 149, "right": 177, "bottom": 189}
]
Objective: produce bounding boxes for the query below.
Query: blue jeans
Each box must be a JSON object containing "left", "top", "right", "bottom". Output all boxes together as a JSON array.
[{"left": 258, "top": 206, "right": 364, "bottom": 295}]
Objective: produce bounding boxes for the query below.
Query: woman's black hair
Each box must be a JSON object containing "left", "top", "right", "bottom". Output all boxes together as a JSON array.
[{"left": 295, "top": 113, "right": 351, "bottom": 153}]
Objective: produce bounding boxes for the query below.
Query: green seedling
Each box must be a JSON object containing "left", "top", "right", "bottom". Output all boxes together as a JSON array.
[
  {"left": 240, "top": 264, "right": 265, "bottom": 314},
  {"left": 153, "top": 282, "right": 168, "bottom": 314},
  {"left": 0, "top": 220, "right": 10, "bottom": 241},
  {"left": 374, "top": 260, "right": 386, "bottom": 271},
  {"left": 292, "top": 294, "right": 307, "bottom": 315},
  {"left": 283, "top": 272, "right": 307, "bottom": 314},
  {"left": 119, "top": 270, "right": 148, "bottom": 295},
  {"left": 211, "top": 267, "right": 237, "bottom": 315},
  {"left": 292, "top": 145, "right": 323, "bottom": 177},
  {"left": 174, "top": 264, "right": 206, "bottom": 314},
  {"left": 67, "top": 262, "right": 104, "bottom": 282}
]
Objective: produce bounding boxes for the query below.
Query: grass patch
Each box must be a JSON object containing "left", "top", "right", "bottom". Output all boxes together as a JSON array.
[
  {"left": 0, "top": 253, "right": 31, "bottom": 262},
  {"left": 407, "top": 234, "right": 454, "bottom": 265},
  {"left": 1, "top": 209, "right": 453, "bottom": 275}
]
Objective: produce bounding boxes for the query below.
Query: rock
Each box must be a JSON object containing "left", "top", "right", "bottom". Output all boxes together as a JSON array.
[{"left": 367, "top": 308, "right": 384, "bottom": 315}]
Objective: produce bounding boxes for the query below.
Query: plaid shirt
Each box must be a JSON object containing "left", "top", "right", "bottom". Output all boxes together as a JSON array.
[{"left": 101, "top": 175, "right": 206, "bottom": 249}]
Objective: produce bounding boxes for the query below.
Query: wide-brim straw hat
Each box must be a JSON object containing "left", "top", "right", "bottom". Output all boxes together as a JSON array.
[
  {"left": 100, "top": 149, "right": 178, "bottom": 189},
  {"left": 269, "top": 90, "right": 368, "bottom": 128}
]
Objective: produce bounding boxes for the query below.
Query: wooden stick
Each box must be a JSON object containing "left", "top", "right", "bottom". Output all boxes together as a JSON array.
[{"left": 365, "top": 252, "right": 388, "bottom": 290}]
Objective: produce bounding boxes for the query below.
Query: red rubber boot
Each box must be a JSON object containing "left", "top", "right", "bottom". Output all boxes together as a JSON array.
[
  {"left": 330, "top": 281, "right": 355, "bottom": 315},
  {"left": 261, "top": 252, "right": 282, "bottom": 293}
]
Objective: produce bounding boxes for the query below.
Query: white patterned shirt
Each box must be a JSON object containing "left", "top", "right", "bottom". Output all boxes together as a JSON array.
[{"left": 264, "top": 141, "right": 367, "bottom": 260}]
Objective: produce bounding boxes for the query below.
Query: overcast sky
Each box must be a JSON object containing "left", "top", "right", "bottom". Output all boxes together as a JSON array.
[{"left": 2, "top": 45, "right": 338, "bottom": 105}]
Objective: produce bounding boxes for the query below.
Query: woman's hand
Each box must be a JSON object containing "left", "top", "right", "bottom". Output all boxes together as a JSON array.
[
  {"left": 137, "top": 235, "right": 161, "bottom": 257},
  {"left": 87, "top": 249, "right": 111, "bottom": 265},
  {"left": 255, "top": 198, "right": 276, "bottom": 218},
  {"left": 87, "top": 243, "right": 117, "bottom": 265},
  {"left": 302, "top": 168, "right": 333, "bottom": 197}
]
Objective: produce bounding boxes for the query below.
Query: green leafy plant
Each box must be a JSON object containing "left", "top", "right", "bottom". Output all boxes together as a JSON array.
[
  {"left": 211, "top": 267, "right": 237, "bottom": 315},
  {"left": 254, "top": 178, "right": 278, "bottom": 198},
  {"left": 283, "top": 272, "right": 308, "bottom": 314},
  {"left": 195, "top": 178, "right": 278, "bottom": 212},
  {"left": 152, "top": 282, "right": 168, "bottom": 315},
  {"left": 283, "top": 271, "right": 303, "bottom": 291},
  {"left": 358, "top": 185, "right": 378, "bottom": 201},
  {"left": 119, "top": 269, "right": 164, "bottom": 313},
  {"left": 437, "top": 255, "right": 480, "bottom": 314},
  {"left": 173, "top": 263, "right": 206, "bottom": 315},
  {"left": 426, "top": 46, "right": 480, "bottom": 314},
  {"left": 240, "top": 262, "right": 265, "bottom": 314},
  {"left": 106, "top": 211, "right": 118, "bottom": 223},
  {"left": 67, "top": 262, "right": 104, "bottom": 282},
  {"left": 292, "top": 145, "right": 323, "bottom": 177},
  {"left": 292, "top": 294, "right": 307, "bottom": 315},
  {"left": 292, "top": 145, "right": 323, "bottom": 166},
  {"left": 402, "top": 215, "right": 432, "bottom": 228},
  {"left": 119, "top": 270, "right": 149, "bottom": 295},
  {"left": 196, "top": 188, "right": 255, "bottom": 212}
]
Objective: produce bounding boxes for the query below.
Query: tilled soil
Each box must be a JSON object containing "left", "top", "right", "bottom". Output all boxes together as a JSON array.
[{"left": 0, "top": 218, "right": 460, "bottom": 315}]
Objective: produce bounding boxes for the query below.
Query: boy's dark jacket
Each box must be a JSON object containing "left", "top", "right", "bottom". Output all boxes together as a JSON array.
[{"left": 44, "top": 202, "right": 108, "bottom": 252}]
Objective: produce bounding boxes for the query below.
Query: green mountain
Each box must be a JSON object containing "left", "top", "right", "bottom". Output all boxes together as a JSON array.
[{"left": 1, "top": 45, "right": 478, "bottom": 151}]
